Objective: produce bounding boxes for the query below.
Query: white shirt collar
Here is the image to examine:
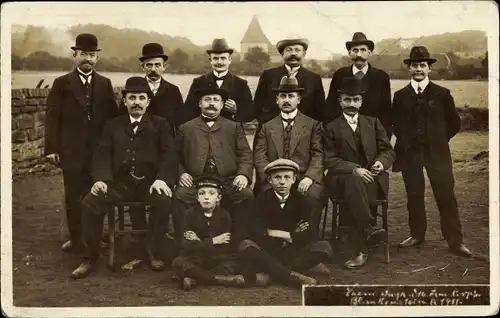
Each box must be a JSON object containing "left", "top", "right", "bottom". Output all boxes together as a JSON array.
[
  {"left": 285, "top": 64, "right": 301, "bottom": 74},
  {"left": 343, "top": 112, "right": 359, "bottom": 122},
  {"left": 77, "top": 68, "right": 93, "bottom": 84},
  {"left": 129, "top": 115, "right": 143, "bottom": 123},
  {"left": 352, "top": 63, "right": 369, "bottom": 75},
  {"left": 213, "top": 70, "right": 229, "bottom": 79},
  {"left": 281, "top": 109, "right": 298, "bottom": 120},
  {"left": 77, "top": 67, "right": 93, "bottom": 77},
  {"left": 410, "top": 77, "right": 429, "bottom": 93},
  {"left": 146, "top": 76, "right": 161, "bottom": 84},
  {"left": 343, "top": 112, "right": 359, "bottom": 132},
  {"left": 274, "top": 191, "right": 290, "bottom": 202}
]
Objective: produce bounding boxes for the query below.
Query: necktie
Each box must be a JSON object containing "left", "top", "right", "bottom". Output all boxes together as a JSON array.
[
  {"left": 282, "top": 118, "right": 294, "bottom": 159},
  {"left": 131, "top": 121, "right": 140, "bottom": 129},
  {"left": 214, "top": 74, "right": 227, "bottom": 81},
  {"left": 355, "top": 70, "right": 364, "bottom": 79},
  {"left": 346, "top": 116, "right": 357, "bottom": 125},
  {"left": 148, "top": 79, "right": 160, "bottom": 94},
  {"left": 202, "top": 116, "right": 217, "bottom": 124},
  {"left": 79, "top": 72, "right": 90, "bottom": 85},
  {"left": 417, "top": 85, "right": 423, "bottom": 95}
]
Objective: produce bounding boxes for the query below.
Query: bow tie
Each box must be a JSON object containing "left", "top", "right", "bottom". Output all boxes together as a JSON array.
[
  {"left": 346, "top": 117, "right": 357, "bottom": 125},
  {"left": 131, "top": 121, "right": 140, "bottom": 129},
  {"left": 202, "top": 116, "right": 217, "bottom": 123},
  {"left": 281, "top": 117, "right": 295, "bottom": 123},
  {"left": 214, "top": 74, "right": 227, "bottom": 81}
]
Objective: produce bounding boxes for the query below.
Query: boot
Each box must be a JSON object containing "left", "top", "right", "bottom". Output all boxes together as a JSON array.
[
  {"left": 255, "top": 272, "right": 271, "bottom": 287},
  {"left": 289, "top": 271, "right": 318, "bottom": 288},
  {"left": 182, "top": 277, "right": 197, "bottom": 291},
  {"left": 214, "top": 274, "right": 245, "bottom": 287},
  {"left": 71, "top": 258, "right": 98, "bottom": 279}
]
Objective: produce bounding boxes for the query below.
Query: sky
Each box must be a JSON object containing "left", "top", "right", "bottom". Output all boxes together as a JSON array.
[{"left": 2, "top": 1, "right": 497, "bottom": 59}]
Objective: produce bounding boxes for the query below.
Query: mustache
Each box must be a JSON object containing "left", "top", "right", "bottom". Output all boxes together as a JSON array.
[
  {"left": 287, "top": 55, "right": 300, "bottom": 61},
  {"left": 343, "top": 106, "right": 359, "bottom": 112},
  {"left": 282, "top": 102, "right": 292, "bottom": 107},
  {"left": 148, "top": 71, "right": 159, "bottom": 76},
  {"left": 131, "top": 105, "right": 143, "bottom": 110},
  {"left": 354, "top": 56, "right": 367, "bottom": 62}
]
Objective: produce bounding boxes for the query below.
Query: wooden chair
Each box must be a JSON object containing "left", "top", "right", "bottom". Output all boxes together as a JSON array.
[
  {"left": 107, "top": 202, "right": 150, "bottom": 269},
  {"left": 320, "top": 198, "right": 390, "bottom": 263}
]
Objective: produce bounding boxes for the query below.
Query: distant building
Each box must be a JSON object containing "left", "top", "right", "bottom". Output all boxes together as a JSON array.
[{"left": 240, "top": 15, "right": 282, "bottom": 63}]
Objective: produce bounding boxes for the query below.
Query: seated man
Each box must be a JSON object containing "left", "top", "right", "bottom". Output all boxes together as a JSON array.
[
  {"left": 172, "top": 175, "right": 246, "bottom": 291},
  {"left": 254, "top": 76, "right": 325, "bottom": 223},
  {"left": 174, "top": 86, "right": 254, "bottom": 245},
  {"left": 71, "top": 77, "right": 178, "bottom": 279},
  {"left": 323, "top": 77, "right": 395, "bottom": 269},
  {"left": 238, "top": 159, "right": 332, "bottom": 289}
]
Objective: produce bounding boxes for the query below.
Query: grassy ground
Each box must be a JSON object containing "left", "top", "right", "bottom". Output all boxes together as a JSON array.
[{"left": 11, "top": 132, "right": 489, "bottom": 306}]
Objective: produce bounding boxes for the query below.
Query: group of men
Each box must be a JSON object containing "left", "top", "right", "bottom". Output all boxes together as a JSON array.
[{"left": 44, "top": 31, "right": 472, "bottom": 290}]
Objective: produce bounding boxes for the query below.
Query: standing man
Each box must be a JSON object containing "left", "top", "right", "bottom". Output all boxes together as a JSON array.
[
  {"left": 71, "top": 77, "right": 178, "bottom": 279},
  {"left": 174, "top": 86, "right": 254, "bottom": 245},
  {"left": 45, "top": 33, "right": 119, "bottom": 252},
  {"left": 324, "top": 32, "right": 392, "bottom": 136},
  {"left": 392, "top": 46, "right": 472, "bottom": 257},
  {"left": 182, "top": 38, "right": 254, "bottom": 125},
  {"left": 254, "top": 76, "right": 324, "bottom": 219},
  {"left": 253, "top": 38, "right": 326, "bottom": 125}
]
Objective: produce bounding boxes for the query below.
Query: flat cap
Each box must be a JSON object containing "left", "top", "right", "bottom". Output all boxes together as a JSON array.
[
  {"left": 264, "top": 158, "right": 300, "bottom": 175},
  {"left": 194, "top": 174, "right": 224, "bottom": 191}
]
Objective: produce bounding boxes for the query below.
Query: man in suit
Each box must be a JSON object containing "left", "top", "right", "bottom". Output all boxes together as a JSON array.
[
  {"left": 323, "top": 77, "right": 395, "bottom": 268},
  {"left": 71, "top": 77, "right": 178, "bottom": 279},
  {"left": 254, "top": 76, "right": 325, "bottom": 219},
  {"left": 174, "top": 86, "right": 254, "bottom": 245},
  {"left": 45, "top": 33, "right": 119, "bottom": 252},
  {"left": 238, "top": 159, "right": 332, "bottom": 289},
  {"left": 392, "top": 46, "right": 472, "bottom": 257},
  {"left": 182, "top": 39, "right": 254, "bottom": 125},
  {"left": 253, "top": 38, "right": 326, "bottom": 125},
  {"left": 324, "top": 32, "right": 392, "bottom": 136}
]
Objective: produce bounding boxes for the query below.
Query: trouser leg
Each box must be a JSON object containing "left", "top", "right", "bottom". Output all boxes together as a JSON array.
[
  {"left": 402, "top": 164, "right": 427, "bottom": 240},
  {"left": 81, "top": 192, "right": 111, "bottom": 260},
  {"left": 145, "top": 193, "right": 172, "bottom": 259},
  {"left": 222, "top": 181, "right": 254, "bottom": 246},
  {"left": 288, "top": 241, "right": 333, "bottom": 272},
  {"left": 62, "top": 170, "right": 92, "bottom": 243},
  {"left": 238, "top": 240, "right": 291, "bottom": 283},
  {"left": 172, "top": 256, "right": 215, "bottom": 284}
]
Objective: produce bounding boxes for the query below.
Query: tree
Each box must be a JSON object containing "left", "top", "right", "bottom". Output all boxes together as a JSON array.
[
  {"left": 168, "top": 48, "right": 190, "bottom": 73},
  {"left": 481, "top": 51, "right": 488, "bottom": 78},
  {"left": 245, "top": 47, "right": 270, "bottom": 68}
]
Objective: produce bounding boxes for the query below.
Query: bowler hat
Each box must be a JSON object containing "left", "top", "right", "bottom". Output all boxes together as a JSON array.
[
  {"left": 403, "top": 46, "right": 437, "bottom": 65},
  {"left": 71, "top": 33, "right": 101, "bottom": 52},
  {"left": 121, "top": 76, "right": 153, "bottom": 98},
  {"left": 337, "top": 77, "right": 367, "bottom": 95},
  {"left": 272, "top": 76, "right": 304, "bottom": 93},
  {"left": 206, "top": 38, "right": 234, "bottom": 55},
  {"left": 264, "top": 158, "right": 300, "bottom": 175},
  {"left": 194, "top": 174, "right": 224, "bottom": 191},
  {"left": 195, "top": 87, "right": 229, "bottom": 101},
  {"left": 345, "top": 32, "right": 375, "bottom": 51},
  {"left": 139, "top": 43, "right": 169, "bottom": 62},
  {"left": 276, "top": 38, "right": 309, "bottom": 55}
]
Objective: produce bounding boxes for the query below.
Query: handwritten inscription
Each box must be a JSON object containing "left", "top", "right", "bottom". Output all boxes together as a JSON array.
[{"left": 303, "top": 285, "right": 489, "bottom": 306}]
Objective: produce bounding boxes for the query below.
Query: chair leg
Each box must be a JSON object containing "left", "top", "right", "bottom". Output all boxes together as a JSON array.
[
  {"left": 108, "top": 206, "right": 116, "bottom": 270},
  {"left": 331, "top": 201, "right": 338, "bottom": 244},
  {"left": 382, "top": 201, "right": 390, "bottom": 264},
  {"left": 321, "top": 203, "right": 328, "bottom": 240}
]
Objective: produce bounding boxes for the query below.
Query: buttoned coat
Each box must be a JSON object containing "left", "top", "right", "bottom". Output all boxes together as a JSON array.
[
  {"left": 323, "top": 114, "right": 395, "bottom": 199},
  {"left": 44, "top": 69, "right": 119, "bottom": 171},
  {"left": 91, "top": 113, "right": 178, "bottom": 188},
  {"left": 253, "top": 111, "right": 324, "bottom": 189},
  {"left": 181, "top": 72, "right": 254, "bottom": 124},
  {"left": 253, "top": 65, "right": 327, "bottom": 124},
  {"left": 176, "top": 116, "right": 253, "bottom": 182},
  {"left": 392, "top": 81, "right": 461, "bottom": 172},
  {"left": 324, "top": 63, "right": 392, "bottom": 136}
]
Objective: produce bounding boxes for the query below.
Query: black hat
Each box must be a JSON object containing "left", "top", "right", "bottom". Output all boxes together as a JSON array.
[
  {"left": 121, "top": 77, "right": 153, "bottom": 98},
  {"left": 272, "top": 76, "right": 304, "bottom": 93},
  {"left": 139, "top": 43, "right": 169, "bottom": 62},
  {"left": 403, "top": 46, "right": 437, "bottom": 65},
  {"left": 71, "top": 33, "right": 101, "bottom": 52},
  {"left": 337, "top": 77, "right": 367, "bottom": 95},
  {"left": 264, "top": 158, "right": 300, "bottom": 175},
  {"left": 206, "top": 38, "right": 234, "bottom": 55},
  {"left": 276, "top": 38, "right": 309, "bottom": 55},
  {"left": 194, "top": 174, "right": 224, "bottom": 191},
  {"left": 195, "top": 87, "right": 229, "bottom": 101},
  {"left": 345, "top": 32, "right": 375, "bottom": 51}
]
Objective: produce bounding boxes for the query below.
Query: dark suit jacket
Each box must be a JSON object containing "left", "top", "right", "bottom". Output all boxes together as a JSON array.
[
  {"left": 44, "top": 69, "right": 119, "bottom": 171},
  {"left": 176, "top": 116, "right": 253, "bottom": 182},
  {"left": 254, "top": 111, "right": 324, "bottom": 186},
  {"left": 118, "top": 77, "right": 184, "bottom": 134},
  {"left": 323, "top": 114, "right": 395, "bottom": 198},
  {"left": 325, "top": 64, "right": 392, "bottom": 136},
  {"left": 92, "top": 113, "right": 178, "bottom": 188},
  {"left": 182, "top": 72, "right": 254, "bottom": 124},
  {"left": 250, "top": 188, "right": 320, "bottom": 251},
  {"left": 253, "top": 65, "right": 326, "bottom": 124},
  {"left": 181, "top": 205, "right": 234, "bottom": 257},
  {"left": 392, "top": 81, "right": 461, "bottom": 172}
]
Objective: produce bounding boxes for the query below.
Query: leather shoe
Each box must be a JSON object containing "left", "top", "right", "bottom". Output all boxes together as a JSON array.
[
  {"left": 182, "top": 277, "right": 197, "bottom": 291},
  {"left": 214, "top": 274, "right": 245, "bottom": 287},
  {"left": 366, "top": 228, "right": 387, "bottom": 247},
  {"left": 398, "top": 236, "right": 424, "bottom": 248},
  {"left": 344, "top": 252, "right": 368, "bottom": 269},
  {"left": 289, "top": 271, "right": 318, "bottom": 288},
  {"left": 255, "top": 272, "right": 271, "bottom": 287},
  {"left": 71, "top": 259, "right": 97, "bottom": 279},
  {"left": 449, "top": 244, "right": 473, "bottom": 258},
  {"left": 61, "top": 240, "right": 83, "bottom": 252},
  {"left": 147, "top": 249, "right": 165, "bottom": 271}
]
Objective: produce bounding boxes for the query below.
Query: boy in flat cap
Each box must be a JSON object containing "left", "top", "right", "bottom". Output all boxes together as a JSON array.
[
  {"left": 172, "top": 175, "right": 245, "bottom": 290},
  {"left": 393, "top": 46, "right": 472, "bottom": 257},
  {"left": 323, "top": 77, "right": 395, "bottom": 269},
  {"left": 238, "top": 159, "right": 332, "bottom": 289}
]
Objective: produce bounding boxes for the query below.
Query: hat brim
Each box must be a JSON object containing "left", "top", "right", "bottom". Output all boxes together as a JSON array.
[
  {"left": 265, "top": 166, "right": 299, "bottom": 174},
  {"left": 403, "top": 58, "right": 437, "bottom": 65},
  {"left": 121, "top": 89, "right": 154, "bottom": 98},
  {"left": 276, "top": 39, "right": 309, "bottom": 54},
  {"left": 272, "top": 88, "right": 305, "bottom": 92},
  {"left": 337, "top": 89, "right": 366, "bottom": 95},
  {"left": 139, "top": 54, "right": 169, "bottom": 62},
  {"left": 195, "top": 88, "right": 229, "bottom": 100},
  {"left": 345, "top": 40, "right": 375, "bottom": 51},
  {"left": 71, "top": 46, "right": 101, "bottom": 52},
  {"left": 206, "top": 49, "right": 234, "bottom": 55}
]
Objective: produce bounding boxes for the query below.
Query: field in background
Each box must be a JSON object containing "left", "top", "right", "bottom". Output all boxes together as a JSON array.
[{"left": 12, "top": 71, "right": 489, "bottom": 109}]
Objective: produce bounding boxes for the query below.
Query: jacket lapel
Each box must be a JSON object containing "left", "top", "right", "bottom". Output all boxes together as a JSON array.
[
  {"left": 123, "top": 115, "right": 135, "bottom": 137},
  {"left": 338, "top": 116, "right": 357, "bottom": 153},
  {"left": 220, "top": 73, "right": 234, "bottom": 91},
  {"left": 69, "top": 69, "right": 86, "bottom": 108},
  {"left": 268, "top": 117, "right": 285, "bottom": 158},
  {"left": 288, "top": 112, "right": 307, "bottom": 156},
  {"left": 155, "top": 78, "right": 170, "bottom": 98},
  {"left": 194, "top": 116, "right": 211, "bottom": 133},
  {"left": 135, "top": 113, "right": 151, "bottom": 135},
  {"left": 357, "top": 115, "right": 371, "bottom": 159}
]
